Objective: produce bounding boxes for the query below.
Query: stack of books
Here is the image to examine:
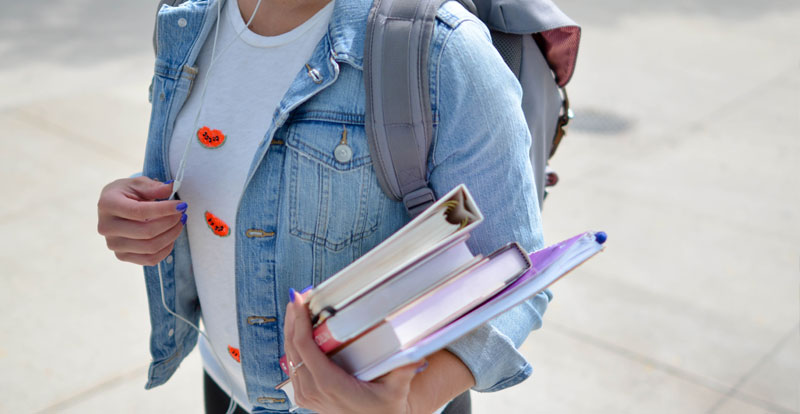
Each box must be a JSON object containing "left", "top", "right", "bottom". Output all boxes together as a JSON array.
[{"left": 278, "top": 184, "right": 605, "bottom": 388}]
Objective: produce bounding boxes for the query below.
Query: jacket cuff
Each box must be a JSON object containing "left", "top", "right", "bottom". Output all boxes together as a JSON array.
[{"left": 445, "top": 289, "right": 552, "bottom": 392}]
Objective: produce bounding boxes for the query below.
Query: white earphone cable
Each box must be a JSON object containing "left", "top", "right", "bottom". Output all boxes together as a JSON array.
[
  {"left": 170, "top": 0, "right": 264, "bottom": 200},
  {"left": 160, "top": 1, "right": 265, "bottom": 413}
]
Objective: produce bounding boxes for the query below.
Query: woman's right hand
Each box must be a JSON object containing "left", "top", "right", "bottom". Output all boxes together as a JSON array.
[{"left": 97, "top": 176, "right": 188, "bottom": 266}]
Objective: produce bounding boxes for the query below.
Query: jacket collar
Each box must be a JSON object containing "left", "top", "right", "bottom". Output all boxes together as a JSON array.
[
  {"left": 194, "top": 0, "right": 369, "bottom": 69},
  {"left": 326, "top": 0, "right": 371, "bottom": 69}
]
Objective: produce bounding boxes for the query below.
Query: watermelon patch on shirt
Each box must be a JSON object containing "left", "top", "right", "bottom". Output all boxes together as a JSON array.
[
  {"left": 228, "top": 345, "right": 241, "bottom": 363},
  {"left": 205, "top": 211, "right": 231, "bottom": 237},
  {"left": 197, "top": 126, "right": 226, "bottom": 149}
]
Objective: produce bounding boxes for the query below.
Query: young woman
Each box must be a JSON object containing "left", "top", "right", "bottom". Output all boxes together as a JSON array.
[{"left": 96, "top": 0, "right": 551, "bottom": 412}]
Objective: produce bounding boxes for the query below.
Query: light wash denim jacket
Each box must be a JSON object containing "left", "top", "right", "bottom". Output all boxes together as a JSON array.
[{"left": 143, "top": 0, "right": 551, "bottom": 411}]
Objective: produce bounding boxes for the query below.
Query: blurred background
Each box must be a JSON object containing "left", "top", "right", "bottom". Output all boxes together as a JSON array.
[{"left": 1, "top": 0, "right": 797, "bottom": 412}]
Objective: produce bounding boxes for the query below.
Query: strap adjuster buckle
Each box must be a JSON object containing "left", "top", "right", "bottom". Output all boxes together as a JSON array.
[{"left": 403, "top": 187, "right": 436, "bottom": 218}]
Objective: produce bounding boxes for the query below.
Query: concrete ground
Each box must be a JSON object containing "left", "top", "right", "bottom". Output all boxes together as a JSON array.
[{"left": 1, "top": 0, "right": 797, "bottom": 413}]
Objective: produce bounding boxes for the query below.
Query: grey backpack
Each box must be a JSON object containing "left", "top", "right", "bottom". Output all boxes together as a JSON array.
[
  {"left": 365, "top": 0, "right": 580, "bottom": 217},
  {"left": 154, "top": 0, "right": 580, "bottom": 217}
]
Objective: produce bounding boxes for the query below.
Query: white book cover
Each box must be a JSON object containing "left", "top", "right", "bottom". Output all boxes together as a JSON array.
[{"left": 307, "top": 184, "right": 483, "bottom": 320}]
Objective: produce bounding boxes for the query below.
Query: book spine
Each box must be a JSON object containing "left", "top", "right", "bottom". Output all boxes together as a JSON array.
[
  {"left": 313, "top": 322, "right": 344, "bottom": 353},
  {"left": 279, "top": 355, "right": 289, "bottom": 376}
]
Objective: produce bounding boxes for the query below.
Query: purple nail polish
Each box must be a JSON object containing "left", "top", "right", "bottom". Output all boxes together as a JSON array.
[
  {"left": 289, "top": 288, "right": 296, "bottom": 303},
  {"left": 180, "top": 213, "right": 187, "bottom": 225},
  {"left": 301, "top": 285, "right": 313, "bottom": 294},
  {"left": 164, "top": 179, "right": 174, "bottom": 185},
  {"left": 176, "top": 202, "right": 188, "bottom": 212}
]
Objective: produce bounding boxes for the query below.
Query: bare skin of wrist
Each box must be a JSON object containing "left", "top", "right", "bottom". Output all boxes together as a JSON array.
[{"left": 407, "top": 350, "right": 475, "bottom": 414}]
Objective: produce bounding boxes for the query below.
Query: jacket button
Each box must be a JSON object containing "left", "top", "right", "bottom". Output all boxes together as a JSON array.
[
  {"left": 334, "top": 144, "right": 353, "bottom": 163},
  {"left": 165, "top": 255, "right": 173, "bottom": 264},
  {"left": 256, "top": 396, "right": 286, "bottom": 404},
  {"left": 247, "top": 316, "right": 276, "bottom": 325},
  {"left": 307, "top": 67, "right": 323, "bottom": 84},
  {"left": 177, "top": 18, "right": 188, "bottom": 28}
]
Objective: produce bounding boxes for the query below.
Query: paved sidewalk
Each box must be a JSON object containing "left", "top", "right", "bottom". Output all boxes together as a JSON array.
[{"left": 1, "top": 0, "right": 798, "bottom": 413}]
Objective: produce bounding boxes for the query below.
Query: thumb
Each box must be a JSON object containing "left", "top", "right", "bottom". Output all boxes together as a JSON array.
[
  {"left": 130, "top": 177, "right": 175, "bottom": 201},
  {"left": 373, "top": 360, "right": 427, "bottom": 389}
]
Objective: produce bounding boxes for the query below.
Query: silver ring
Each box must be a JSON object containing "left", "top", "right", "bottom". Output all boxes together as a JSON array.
[{"left": 289, "top": 360, "right": 304, "bottom": 375}]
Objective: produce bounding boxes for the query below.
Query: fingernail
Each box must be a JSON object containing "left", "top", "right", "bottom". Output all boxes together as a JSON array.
[
  {"left": 415, "top": 361, "right": 429, "bottom": 374},
  {"left": 180, "top": 213, "right": 187, "bottom": 225},
  {"left": 164, "top": 179, "right": 174, "bottom": 185},
  {"left": 301, "top": 284, "right": 313, "bottom": 294},
  {"left": 289, "top": 288, "right": 296, "bottom": 303},
  {"left": 176, "top": 202, "right": 188, "bottom": 212}
]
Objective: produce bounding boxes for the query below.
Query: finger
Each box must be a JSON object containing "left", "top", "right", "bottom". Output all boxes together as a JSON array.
[
  {"left": 283, "top": 294, "right": 304, "bottom": 378},
  {"left": 104, "top": 195, "right": 187, "bottom": 222},
  {"left": 288, "top": 293, "right": 347, "bottom": 384},
  {"left": 106, "top": 219, "right": 184, "bottom": 254},
  {"left": 285, "top": 292, "right": 330, "bottom": 411},
  {"left": 114, "top": 241, "right": 175, "bottom": 266},
  {"left": 284, "top": 293, "right": 298, "bottom": 363},
  {"left": 98, "top": 212, "right": 182, "bottom": 239},
  {"left": 283, "top": 295, "right": 312, "bottom": 406},
  {"left": 128, "top": 176, "right": 177, "bottom": 201},
  {"left": 99, "top": 180, "right": 186, "bottom": 222}
]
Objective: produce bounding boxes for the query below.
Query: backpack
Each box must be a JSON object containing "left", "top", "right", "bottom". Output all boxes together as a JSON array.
[
  {"left": 365, "top": 0, "right": 580, "bottom": 217},
  {"left": 153, "top": 0, "right": 580, "bottom": 216}
]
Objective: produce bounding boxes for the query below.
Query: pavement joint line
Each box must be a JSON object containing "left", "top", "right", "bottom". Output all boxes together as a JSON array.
[
  {"left": 34, "top": 364, "right": 148, "bottom": 414},
  {"left": 576, "top": 268, "right": 795, "bottom": 349},
  {"left": 615, "top": 64, "right": 800, "bottom": 159},
  {"left": 0, "top": 188, "right": 107, "bottom": 226},
  {"left": 547, "top": 322, "right": 799, "bottom": 414},
  {"left": 705, "top": 324, "right": 800, "bottom": 414},
  {"left": 681, "top": 64, "right": 800, "bottom": 135},
  {"left": 13, "top": 108, "right": 139, "bottom": 165},
  {"left": 576, "top": 180, "right": 800, "bottom": 247}
]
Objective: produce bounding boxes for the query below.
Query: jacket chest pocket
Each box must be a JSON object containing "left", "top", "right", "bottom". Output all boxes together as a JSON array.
[{"left": 284, "top": 120, "right": 386, "bottom": 252}]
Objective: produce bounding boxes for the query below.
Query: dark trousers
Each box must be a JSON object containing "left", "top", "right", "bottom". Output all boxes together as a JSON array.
[
  {"left": 204, "top": 371, "right": 471, "bottom": 414},
  {"left": 204, "top": 372, "right": 248, "bottom": 414}
]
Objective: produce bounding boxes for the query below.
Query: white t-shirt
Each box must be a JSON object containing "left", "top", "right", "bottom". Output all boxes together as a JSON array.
[{"left": 168, "top": 0, "right": 334, "bottom": 410}]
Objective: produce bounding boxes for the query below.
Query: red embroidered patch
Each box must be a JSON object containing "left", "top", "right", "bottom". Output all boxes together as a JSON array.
[
  {"left": 228, "top": 345, "right": 241, "bottom": 363},
  {"left": 197, "top": 126, "right": 226, "bottom": 149},
  {"left": 205, "top": 211, "right": 230, "bottom": 237}
]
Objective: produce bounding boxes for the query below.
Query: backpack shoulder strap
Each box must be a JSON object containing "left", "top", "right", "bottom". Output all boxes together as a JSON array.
[{"left": 364, "top": 0, "right": 449, "bottom": 217}]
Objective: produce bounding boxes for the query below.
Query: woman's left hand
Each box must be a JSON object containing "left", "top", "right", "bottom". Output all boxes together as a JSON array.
[{"left": 283, "top": 290, "right": 426, "bottom": 414}]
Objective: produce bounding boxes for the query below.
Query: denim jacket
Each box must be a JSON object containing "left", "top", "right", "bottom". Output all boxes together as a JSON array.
[{"left": 143, "top": 0, "right": 550, "bottom": 412}]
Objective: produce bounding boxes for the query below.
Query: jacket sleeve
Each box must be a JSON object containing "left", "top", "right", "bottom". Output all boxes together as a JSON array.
[{"left": 428, "top": 10, "right": 551, "bottom": 393}]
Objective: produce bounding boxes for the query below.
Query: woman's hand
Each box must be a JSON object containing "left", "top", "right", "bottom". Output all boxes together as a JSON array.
[
  {"left": 283, "top": 290, "right": 426, "bottom": 414},
  {"left": 97, "top": 176, "right": 187, "bottom": 266}
]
